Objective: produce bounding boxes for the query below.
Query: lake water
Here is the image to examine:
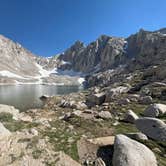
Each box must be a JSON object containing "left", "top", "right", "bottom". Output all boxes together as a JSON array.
[{"left": 0, "top": 85, "right": 81, "bottom": 111}]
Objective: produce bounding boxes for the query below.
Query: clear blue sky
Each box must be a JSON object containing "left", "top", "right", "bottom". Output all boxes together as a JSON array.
[{"left": 0, "top": 0, "right": 165, "bottom": 57}]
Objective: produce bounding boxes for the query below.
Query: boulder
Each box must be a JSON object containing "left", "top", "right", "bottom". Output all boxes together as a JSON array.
[
  {"left": 60, "top": 100, "right": 77, "bottom": 109},
  {"left": 0, "top": 122, "right": 11, "bottom": 138},
  {"left": 39, "top": 95, "right": 49, "bottom": 101},
  {"left": 123, "top": 110, "right": 139, "bottom": 123},
  {"left": 86, "top": 92, "right": 106, "bottom": 106},
  {"left": 105, "top": 86, "right": 129, "bottom": 102},
  {"left": 96, "top": 111, "right": 112, "bottom": 120},
  {"left": 144, "top": 103, "right": 166, "bottom": 117},
  {"left": 118, "top": 98, "right": 130, "bottom": 105},
  {"left": 125, "top": 132, "right": 148, "bottom": 141},
  {"left": 138, "top": 96, "right": 153, "bottom": 104},
  {"left": 113, "top": 134, "right": 157, "bottom": 166},
  {"left": 135, "top": 117, "right": 166, "bottom": 141}
]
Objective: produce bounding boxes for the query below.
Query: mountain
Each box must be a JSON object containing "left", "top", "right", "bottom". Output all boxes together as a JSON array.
[
  {"left": 1, "top": 28, "right": 166, "bottom": 85},
  {"left": 57, "top": 35, "right": 127, "bottom": 73},
  {"left": 57, "top": 28, "right": 166, "bottom": 74},
  {"left": 0, "top": 35, "right": 40, "bottom": 75},
  {"left": 0, "top": 35, "right": 82, "bottom": 85}
]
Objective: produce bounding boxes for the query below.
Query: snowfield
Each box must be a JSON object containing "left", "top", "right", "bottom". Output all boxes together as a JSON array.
[{"left": 0, "top": 63, "right": 85, "bottom": 85}]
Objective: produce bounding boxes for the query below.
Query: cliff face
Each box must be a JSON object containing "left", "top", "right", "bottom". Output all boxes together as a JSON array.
[
  {"left": 126, "top": 29, "right": 166, "bottom": 70},
  {"left": 57, "top": 28, "right": 166, "bottom": 74},
  {"left": 57, "top": 35, "right": 127, "bottom": 73}
]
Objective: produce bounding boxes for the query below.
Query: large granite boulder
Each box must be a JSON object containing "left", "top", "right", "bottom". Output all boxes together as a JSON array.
[
  {"left": 113, "top": 134, "right": 157, "bottom": 166},
  {"left": 135, "top": 117, "right": 166, "bottom": 141},
  {"left": 144, "top": 103, "right": 166, "bottom": 117}
]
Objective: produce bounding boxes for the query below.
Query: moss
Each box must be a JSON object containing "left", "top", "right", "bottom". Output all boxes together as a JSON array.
[
  {"left": 139, "top": 140, "right": 166, "bottom": 166},
  {"left": 0, "top": 112, "right": 13, "bottom": 122},
  {"left": 18, "top": 138, "right": 31, "bottom": 143},
  {"left": 113, "top": 122, "right": 138, "bottom": 135},
  {"left": 4, "top": 121, "right": 39, "bottom": 132},
  {"left": 32, "top": 149, "right": 42, "bottom": 159}
]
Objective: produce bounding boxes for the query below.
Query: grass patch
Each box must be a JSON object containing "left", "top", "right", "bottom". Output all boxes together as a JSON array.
[
  {"left": 32, "top": 149, "right": 42, "bottom": 159},
  {"left": 0, "top": 112, "right": 13, "bottom": 122},
  {"left": 113, "top": 122, "right": 138, "bottom": 135},
  {"left": 3, "top": 121, "right": 39, "bottom": 132}
]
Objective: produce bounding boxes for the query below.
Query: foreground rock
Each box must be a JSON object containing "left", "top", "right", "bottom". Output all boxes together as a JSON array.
[
  {"left": 97, "top": 111, "right": 112, "bottom": 120},
  {"left": 135, "top": 117, "right": 166, "bottom": 141},
  {"left": 144, "top": 103, "right": 166, "bottom": 117},
  {"left": 86, "top": 92, "right": 106, "bottom": 106},
  {"left": 123, "top": 110, "right": 139, "bottom": 123},
  {"left": 138, "top": 96, "right": 153, "bottom": 104},
  {"left": 0, "top": 122, "right": 11, "bottom": 138},
  {"left": 113, "top": 134, "right": 157, "bottom": 166}
]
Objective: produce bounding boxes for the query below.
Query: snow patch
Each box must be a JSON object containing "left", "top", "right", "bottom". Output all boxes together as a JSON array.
[
  {"left": 61, "top": 60, "right": 71, "bottom": 65},
  {"left": 0, "top": 71, "right": 25, "bottom": 79},
  {"left": 78, "top": 77, "right": 85, "bottom": 84}
]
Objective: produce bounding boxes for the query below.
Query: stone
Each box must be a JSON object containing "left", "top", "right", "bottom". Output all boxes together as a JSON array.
[
  {"left": 125, "top": 132, "right": 148, "bottom": 141},
  {"left": 97, "top": 111, "right": 112, "bottom": 119},
  {"left": 135, "top": 117, "right": 166, "bottom": 141},
  {"left": 138, "top": 96, "right": 153, "bottom": 104},
  {"left": 87, "top": 92, "right": 106, "bottom": 106},
  {"left": 123, "top": 110, "right": 139, "bottom": 123},
  {"left": 105, "top": 86, "right": 129, "bottom": 102},
  {"left": 39, "top": 95, "right": 49, "bottom": 101},
  {"left": 29, "top": 128, "right": 38, "bottom": 136},
  {"left": 76, "top": 102, "right": 87, "bottom": 110},
  {"left": 61, "top": 112, "right": 73, "bottom": 121},
  {"left": 118, "top": 98, "right": 130, "bottom": 105},
  {"left": 144, "top": 103, "right": 166, "bottom": 117},
  {"left": 60, "top": 100, "right": 77, "bottom": 109},
  {"left": 113, "top": 134, "right": 157, "bottom": 166},
  {"left": 95, "top": 158, "right": 106, "bottom": 166}
]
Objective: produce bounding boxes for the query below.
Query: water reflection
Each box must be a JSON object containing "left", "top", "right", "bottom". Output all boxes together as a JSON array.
[{"left": 0, "top": 85, "right": 80, "bottom": 111}]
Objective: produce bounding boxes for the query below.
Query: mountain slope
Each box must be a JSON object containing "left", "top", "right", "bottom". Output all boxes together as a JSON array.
[
  {"left": 0, "top": 35, "right": 40, "bottom": 77},
  {"left": 0, "top": 35, "right": 83, "bottom": 85}
]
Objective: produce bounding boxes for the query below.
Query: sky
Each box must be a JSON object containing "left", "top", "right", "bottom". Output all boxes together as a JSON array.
[{"left": 0, "top": 0, "right": 166, "bottom": 57}]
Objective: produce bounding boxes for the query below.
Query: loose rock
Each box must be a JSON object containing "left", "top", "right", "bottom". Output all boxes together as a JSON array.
[{"left": 144, "top": 103, "right": 166, "bottom": 117}]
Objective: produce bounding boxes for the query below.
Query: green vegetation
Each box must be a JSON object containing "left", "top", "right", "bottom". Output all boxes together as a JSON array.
[
  {"left": 0, "top": 112, "right": 13, "bottom": 122},
  {"left": 4, "top": 120, "right": 39, "bottom": 132},
  {"left": 113, "top": 122, "right": 138, "bottom": 135}
]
